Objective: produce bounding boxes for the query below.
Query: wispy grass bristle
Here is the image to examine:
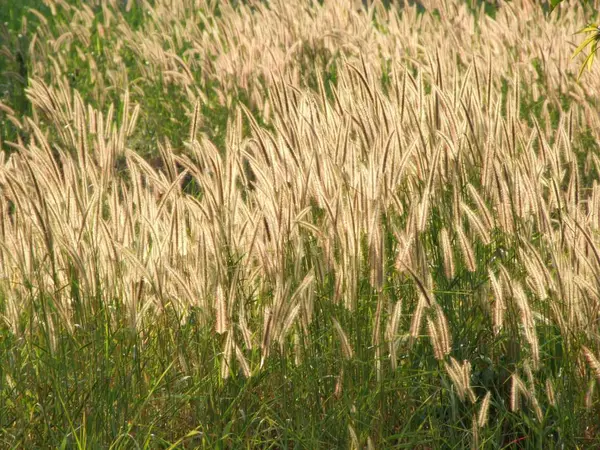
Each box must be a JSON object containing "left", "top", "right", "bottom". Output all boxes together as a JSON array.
[{"left": 1, "top": 0, "right": 600, "bottom": 446}]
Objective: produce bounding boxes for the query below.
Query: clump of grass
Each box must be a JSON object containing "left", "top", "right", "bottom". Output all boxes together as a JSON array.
[{"left": 2, "top": 0, "right": 600, "bottom": 448}]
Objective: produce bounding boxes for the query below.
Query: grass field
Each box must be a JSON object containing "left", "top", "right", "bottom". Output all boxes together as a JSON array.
[{"left": 2, "top": 0, "right": 600, "bottom": 448}]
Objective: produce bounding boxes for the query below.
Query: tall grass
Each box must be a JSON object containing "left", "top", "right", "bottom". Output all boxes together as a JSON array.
[{"left": 2, "top": 0, "right": 600, "bottom": 447}]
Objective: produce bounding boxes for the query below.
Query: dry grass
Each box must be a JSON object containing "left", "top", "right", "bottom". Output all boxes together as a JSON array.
[{"left": 2, "top": 0, "right": 600, "bottom": 447}]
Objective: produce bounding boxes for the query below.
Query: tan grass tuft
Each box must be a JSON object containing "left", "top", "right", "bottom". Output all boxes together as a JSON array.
[
  {"left": 478, "top": 391, "right": 492, "bottom": 428},
  {"left": 333, "top": 318, "right": 354, "bottom": 360},
  {"left": 582, "top": 346, "right": 600, "bottom": 383},
  {"left": 445, "top": 357, "right": 476, "bottom": 404},
  {"left": 439, "top": 228, "right": 455, "bottom": 280}
]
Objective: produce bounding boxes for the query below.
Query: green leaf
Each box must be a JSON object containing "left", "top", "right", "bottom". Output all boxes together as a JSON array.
[
  {"left": 572, "top": 33, "right": 598, "bottom": 59},
  {"left": 572, "top": 23, "right": 600, "bottom": 79}
]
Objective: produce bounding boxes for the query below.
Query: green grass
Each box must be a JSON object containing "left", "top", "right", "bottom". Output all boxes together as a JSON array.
[
  {"left": 0, "top": 226, "right": 592, "bottom": 448},
  {"left": 0, "top": 195, "right": 594, "bottom": 447}
]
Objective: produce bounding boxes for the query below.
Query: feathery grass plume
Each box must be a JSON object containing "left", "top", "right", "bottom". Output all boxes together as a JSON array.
[
  {"left": 478, "top": 391, "right": 492, "bottom": 428},
  {"left": 460, "top": 201, "right": 491, "bottom": 245},
  {"left": 582, "top": 346, "right": 600, "bottom": 384},
  {"left": 235, "top": 344, "right": 251, "bottom": 378},
  {"left": 127, "top": 103, "right": 140, "bottom": 137},
  {"left": 189, "top": 98, "right": 200, "bottom": 143},
  {"left": 510, "top": 369, "right": 541, "bottom": 420},
  {"left": 333, "top": 367, "right": 344, "bottom": 400},
  {"left": 524, "top": 359, "right": 536, "bottom": 397},
  {"left": 585, "top": 379, "right": 596, "bottom": 411},
  {"left": 402, "top": 263, "right": 434, "bottom": 308},
  {"left": 367, "top": 437, "right": 375, "bottom": 450},
  {"left": 471, "top": 413, "right": 479, "bottom": 450},
  {"left": 348, "top": 424, "right": 359, "bottom": 450},
  {"left": 221, "top": 330, "right": 234, "bottom": 380},
  {"left": 332, "top": 318, "right": 354, "bottom": 360},
  {"left": 238, "top": 313, "right": 254, "bottom": 350},
  {"left": 276, "top": 272, "right": 314, "bottom": 347},
  {"left": 510, "top": 374, "right": 526, "bottom": 412},
  {"left": 523, "top": 240, "right": 556, "bottom": 293},
  {"left": 215, "top": 284, "right": 228, "bottom": 334},
  {"left": 439, "top": 228, "right": 455, "bottom": 279},
  {"left": 568, "top": 219, "right": 600, "bottom": 278},
  {"left": 546, "top": 379, "right": 556, "bottom": 407},
  {"left": 294, "top": 331, "right": 303, "bottom": 366},
  {"left": 427, "top": 304, "right": 451, "bottom": 360},
  {"left": 467, "top": 183, "right": 493, "bottom": 231},
  {"left": 452, "top": 176, "right": 461, "bottom": 227},
  {"left": 409, "top": 293, "right": 427, "bottom": 347},
  {"left": 436, "top": 306, "right": 451, "bottom": 357},
  {"left": 74, "top": 93, "right": 88, "bottom": 171},
  {"left": 514, "top": 284, "right": 540, "bottom": 369},
  {"left": 417, "top": 145, "right": 442, "bottom": 232},
  {"left": 493, "top": 162, "right": 515, "bottom": 234},
  {"left": 531, "top": 395, "right": 544, "bottom": 423},
  {"left": 386, "top": 299, "right": 403, "bottom": 369},
  {"left": 524, "top": 363, "right": 544, "bottom": 422},
  {"left": 260, "top": 307, "right": 274, "bottom": 369},
  {"left": 278, "top": 304, "right": 300, "bottom": 349},
  {"left": 385, "top": 299, "right": 403, "bottom": 343},
  {"left": 369, "top": 225, "right": 385, "bottom": 292},
  {"left": 463, "top": 361, "right": 477, "bottom": 404},
  {"left": 373, "top": 292, "right": 384, "bottom": 382},
  {"left": 395, "top": 232, "right": 415, "bottom": 273},
  {"left": 456, "top": 225, "right": 476, "bottom": 273},
  {"left": 118, "top": 90, "right": 130, "bottom": 149},
  {"left": 427, "top": 317, "right": 444, "bottom": 361},
  {"left": 488, "top": 269, "right": 505, "bottom": 335},
  {"left": 445, "top": 357, "right": 476, "bottom": 404}
]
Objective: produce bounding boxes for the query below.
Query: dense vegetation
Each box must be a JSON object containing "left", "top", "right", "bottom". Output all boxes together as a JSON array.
[{"left": 2, "top": 0, "right": 600, "bottom": 448}]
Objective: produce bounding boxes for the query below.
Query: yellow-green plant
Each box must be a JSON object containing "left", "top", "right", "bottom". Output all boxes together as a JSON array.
[
  {"left": 573, "top": 23, "right": 600, "bottom": 78},
  {"left": 551, "top": 0, "right": 599, "bottom": 78}
]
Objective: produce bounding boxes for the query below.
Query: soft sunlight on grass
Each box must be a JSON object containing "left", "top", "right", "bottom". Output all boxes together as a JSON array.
[{"left": 1, "top": 0, "right": 600, "bottom": 448}]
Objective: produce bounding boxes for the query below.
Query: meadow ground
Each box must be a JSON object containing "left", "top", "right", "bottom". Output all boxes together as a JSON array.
[{"left": 2, "top": 0, "right": 600, "bottom": 448}]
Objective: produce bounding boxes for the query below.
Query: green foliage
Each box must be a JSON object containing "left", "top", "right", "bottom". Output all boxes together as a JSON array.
[
  {"left": 1, "top": 209, "right": 597, "bottom": 448},
  {"left": 572, "top": 23, "right": 600, "bottom": 79},
  {"left": 0, "top": 1, "right": 48, "bottom": 144}
]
